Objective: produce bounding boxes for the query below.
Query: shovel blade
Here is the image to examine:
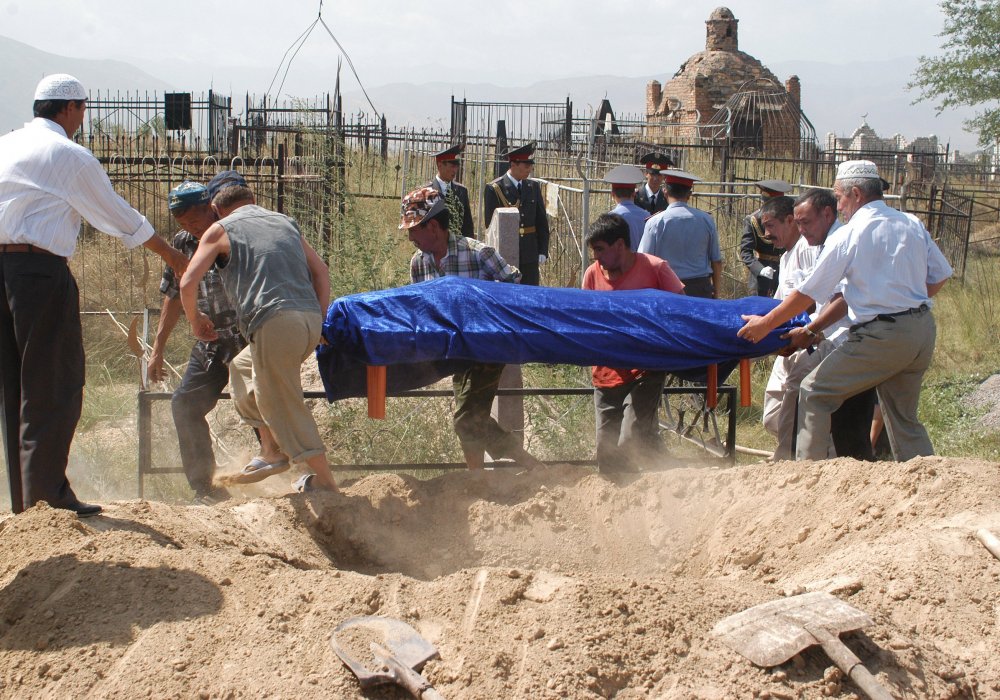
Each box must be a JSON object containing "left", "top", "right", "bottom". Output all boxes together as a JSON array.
[
  {"left": 711, "top": 591, "right": 874, "bottom": 667},
  {"left": 331, "top": 615, "right": 439, "bottom": 688}
]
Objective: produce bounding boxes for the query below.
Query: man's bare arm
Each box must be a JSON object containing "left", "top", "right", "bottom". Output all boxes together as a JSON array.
[
  {"left": 782, "top": 294, "right": 848, "bottom": 350},
  {"left": 147, "top": 295, "right": 183, "bottom": 382},
  {"left": 180, "top": 223, "right": 229, "bottom": 341},
  {"left": 711, "top": 260, "right": 723, "bottom": 299},
  {"left": 301, "top": 238, "right": 331, "bottom": 312},
  {"left": 928, "top": 279, "right": 948, "bottom": 297},
  {"left": 738, "top": 289, "right": 815, "bottom": 344}
]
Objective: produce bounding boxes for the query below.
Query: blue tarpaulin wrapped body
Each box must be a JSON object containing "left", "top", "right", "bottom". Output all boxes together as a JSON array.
[{"left": 317, "top": 277, "right": 806, "bottom": 401}]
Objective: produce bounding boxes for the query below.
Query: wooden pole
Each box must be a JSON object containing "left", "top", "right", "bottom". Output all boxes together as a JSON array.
[
  {"left": 740, "top": 358, "right": 752, "bottom": 407},
  {"left": 367, "top": 365, "right": 386, "bottom": 419},
  {"left": 706, "top": 364, "right": 718, "bottom": 409}
]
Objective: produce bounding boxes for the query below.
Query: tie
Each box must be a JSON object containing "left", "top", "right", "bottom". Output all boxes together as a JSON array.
[{"left": 516, "top": 181, "right": 522, "bottom": 199}]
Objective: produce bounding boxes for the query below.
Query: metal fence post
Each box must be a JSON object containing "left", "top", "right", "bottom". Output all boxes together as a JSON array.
[
  {"left": 137, "top": 390, "right": 151, "bottom": 499},
  {"left": 277, "top": 143, "right": 285, "bottom": 214}
]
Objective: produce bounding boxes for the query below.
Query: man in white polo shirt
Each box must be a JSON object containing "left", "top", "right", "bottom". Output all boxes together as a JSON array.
[
  {"left": 738, "top": 160, "right": 953, "bottom": 461},
  {"left": 0, "top": 74, "right": 187, "bottom": 516}
]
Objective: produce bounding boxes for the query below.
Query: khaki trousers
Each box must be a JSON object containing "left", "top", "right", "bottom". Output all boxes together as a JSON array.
[
  {"left": 797, "top": 309, "right": 936, "bottom": 462},
  {"left": 230, "top": 310, "right": 325, "bottom": 463}
]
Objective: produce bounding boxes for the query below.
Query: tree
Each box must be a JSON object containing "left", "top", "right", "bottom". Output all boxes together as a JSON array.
[{"left": 909, "top": 0, "right": 1000, "bottom": 146}]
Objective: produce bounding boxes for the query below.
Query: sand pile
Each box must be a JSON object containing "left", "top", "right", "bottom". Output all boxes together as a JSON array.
[{"left": 0, "top": 457, "right": 997, "bottom": 698}]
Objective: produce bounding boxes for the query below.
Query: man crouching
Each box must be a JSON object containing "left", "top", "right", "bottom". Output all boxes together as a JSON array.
[{"left": 180, "top": 176, "right": 338, "bottom": 492}]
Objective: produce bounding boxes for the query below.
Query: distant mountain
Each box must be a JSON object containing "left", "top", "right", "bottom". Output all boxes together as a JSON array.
[
  {"left": 343, "top": 58, "right": 980, "bottom": 153},
  {"left": 0, "top": 34, "right": 171, "bottom": 135},
  {"left": 1, "top": 34, "right": 980, "bottom": 153}
]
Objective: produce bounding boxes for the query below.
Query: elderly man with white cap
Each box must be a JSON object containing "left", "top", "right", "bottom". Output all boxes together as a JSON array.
[
  {"left": 738, "top": 160, "right": 953, "bottom": 462},
  {"left": 0, "top": 74, "right": 188, "bottom": 517}
]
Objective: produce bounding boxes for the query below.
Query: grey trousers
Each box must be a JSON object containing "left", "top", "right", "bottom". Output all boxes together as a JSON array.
[
  {"left": 797, "top": 309, "right": 936, "bottom": 462},
  {"left": 594, "top": 372, "right": 666, "bottom": 471}
]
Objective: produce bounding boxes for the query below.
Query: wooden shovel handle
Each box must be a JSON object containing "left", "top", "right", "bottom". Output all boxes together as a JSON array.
[
  {"left": 372, "top": 642, "right": 444, "bottom": 699},
  {"left": 805, "top": 625, "right": 894, "bottom": 700},
  {"left": 976, "top": 528, "right": 1000, "bottom": 560}
]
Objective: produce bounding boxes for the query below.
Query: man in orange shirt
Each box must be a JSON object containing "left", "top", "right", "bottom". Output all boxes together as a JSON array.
[{"left": 582, "top": 212, "right": 685, "bottom": 473}]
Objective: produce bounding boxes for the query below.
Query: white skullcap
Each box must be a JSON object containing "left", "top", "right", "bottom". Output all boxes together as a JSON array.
[
  {"left": 34, "top": 74, "right": 87, "bottom": 101},
  {"left": 836, "top": 160, "right": 879, "bottom": 180}
]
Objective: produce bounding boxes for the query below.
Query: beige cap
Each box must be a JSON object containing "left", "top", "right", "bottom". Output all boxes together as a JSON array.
[{"left": 34, "top": 74, "right": 87, "bottom": 101}]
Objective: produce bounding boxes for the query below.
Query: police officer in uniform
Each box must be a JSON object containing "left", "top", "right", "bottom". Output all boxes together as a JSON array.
[
  {"left": 605, "top": 164, "right": 648, "bottom": 251},
  {"left": 483, "top": 142, "right": 550, "bottom": 286},
  {"left": 739, "top": 179, "right": 792, "bottom": 297},
  {"left": 428, "top": 144, "right": 474, "bottom": 238},
  {"left": 633, "top": 152, "right": 673, "bottom": 215}
]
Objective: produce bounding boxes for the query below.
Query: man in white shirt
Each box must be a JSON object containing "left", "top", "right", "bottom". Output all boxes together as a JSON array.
[
  {"left": 762, "top": 189, "right": 877, "bottom": 460},
  {"left": 758, "top": 195, "right": 816, "bottom": 459},
  {"left": 738, "top": 160, "right": 953, "bottom": 461},
  {"left": 0, "top": 74, "right": 187, "bottom": 516}
]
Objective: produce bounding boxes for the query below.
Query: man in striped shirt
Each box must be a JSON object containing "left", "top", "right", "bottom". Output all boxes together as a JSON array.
[{"left": 402, "top": 186, "right": 541, "bottom": 470}]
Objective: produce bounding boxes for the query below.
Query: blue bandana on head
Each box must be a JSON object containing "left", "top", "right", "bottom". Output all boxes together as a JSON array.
[{"left": 168, "top": 181, "right": 210, "bottom": 211}]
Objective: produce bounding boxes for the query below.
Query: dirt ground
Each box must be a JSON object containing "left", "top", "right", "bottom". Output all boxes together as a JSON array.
[{"left": 0, "top": 457, "right": 997, "bottom": 699}]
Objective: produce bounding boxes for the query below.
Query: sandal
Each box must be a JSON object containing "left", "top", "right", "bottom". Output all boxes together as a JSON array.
[
  {"left": 228, "top": 457, "right": 290, "bottom": 484},
  {"left": 293, "top": 473, "right": 337, "bottom": 493},
  {"left": 293, "top": 474, "right": 316, "bottom": 493}
]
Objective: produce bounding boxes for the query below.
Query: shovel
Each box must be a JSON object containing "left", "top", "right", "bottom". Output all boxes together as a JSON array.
[
  {"left": 331, "top": 615, "right": 445, "bottom": 699},
  {"left": 711, "top": 591, "right": 893, "bottom": 700}
]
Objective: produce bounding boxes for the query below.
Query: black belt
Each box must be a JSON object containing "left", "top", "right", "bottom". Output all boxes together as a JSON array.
[
  {"left": 0, "top": 243, "right": 61, "bottom": 257},
  {"left": 850, "top": 304, "right": 929, "bottom": 332}
]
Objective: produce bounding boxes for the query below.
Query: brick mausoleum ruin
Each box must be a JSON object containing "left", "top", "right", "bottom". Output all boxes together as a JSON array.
[{"left": 646, "top": 7, "right": 806, "bottom": 153}]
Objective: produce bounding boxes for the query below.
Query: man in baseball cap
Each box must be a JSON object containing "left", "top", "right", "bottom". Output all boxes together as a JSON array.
[
  {"left": 400, "top": 185, "right": 542, "bottom": 471},
  {"left": 148, "top": 181, "right": 252, "bottom": 504},
  {"left": 206, "top": 169, "right": 249, "bottom": 201}
]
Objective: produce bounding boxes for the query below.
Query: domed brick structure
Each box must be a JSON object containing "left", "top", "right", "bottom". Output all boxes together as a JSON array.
[{"left": 646, "top": 7, "right": 802, "bottom": 151}]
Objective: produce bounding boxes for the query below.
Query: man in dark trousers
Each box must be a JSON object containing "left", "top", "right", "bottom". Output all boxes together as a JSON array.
[
  {"left": 482, "top": 142, "right": 550, "bottom": 286},
  {"left": 739, "top": 179, "right": 793, "bottom": 297},
  {"left": 0, "top": 73, "right": 188, "bottom": 516},
  {"left": 147, "top": 179, "right": 248, "bottom": 504},
  {"left": 633, "top": 152, "right": 673, "bottom": 215},
  {"left": 428, "top": 144, "right": 474, "bottom": 238}
]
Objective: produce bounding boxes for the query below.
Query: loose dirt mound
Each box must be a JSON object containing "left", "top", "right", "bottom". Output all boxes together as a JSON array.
[{"left": 0, "top": 458, "right": 997, "bottom": 698}]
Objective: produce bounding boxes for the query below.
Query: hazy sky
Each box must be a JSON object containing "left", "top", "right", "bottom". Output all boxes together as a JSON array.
[{"left": 2, "top": 0, "right": 950, "bottom": 94}]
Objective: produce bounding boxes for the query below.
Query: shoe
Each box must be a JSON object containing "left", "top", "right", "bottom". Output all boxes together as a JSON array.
[
  {"left": 293, "top": 474, "right": 316, "bottom": 493},
  {"left": 57, "top": 500, "right": 103, "bottom": 517},
  {"left": 228, "top": 457, "right": 290, "bottom": 485},
  {"left": 192, "top": 487, "right": 231, "bottom": 506}
]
